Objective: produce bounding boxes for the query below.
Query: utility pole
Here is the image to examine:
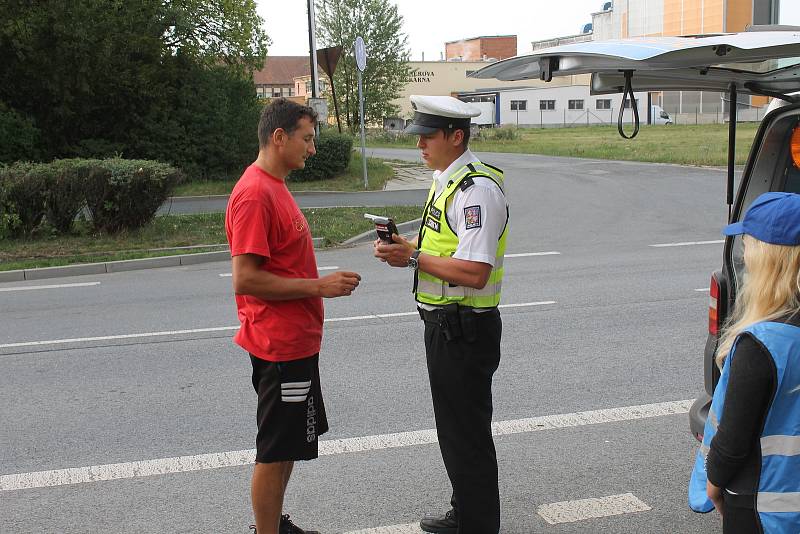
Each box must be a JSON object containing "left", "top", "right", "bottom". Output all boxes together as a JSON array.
[{"left": 307, "top": 0, "right": 321, "bottom": 135}]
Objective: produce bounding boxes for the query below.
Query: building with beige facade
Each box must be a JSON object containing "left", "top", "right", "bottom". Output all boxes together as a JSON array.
[{"left": 392, "top": 61, "right": 584, "bottom": 120}]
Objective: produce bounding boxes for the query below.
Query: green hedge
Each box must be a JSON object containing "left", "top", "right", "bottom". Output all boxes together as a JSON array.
[
  {"left": 84, "top": 159, "right": 182, "bottom": 233},
  {"left": 289, "top": 132, "right": 353, "bottom": 182},
  {"left": 0, "top": 158, "right": 182, "bottom": 237}
]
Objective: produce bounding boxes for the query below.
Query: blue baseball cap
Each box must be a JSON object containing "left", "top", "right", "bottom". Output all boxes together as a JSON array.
[{"left": 722, "top": 192, "right": 800, "bottom": 245}]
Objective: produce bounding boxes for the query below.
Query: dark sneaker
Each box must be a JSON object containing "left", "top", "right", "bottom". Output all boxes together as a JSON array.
[
  {"left": 249, "top": 526, "right": 257, "bottom": 533},
  {"left": 419, "top": 509, "right": 458, "bottom": 533},
  {"left": 280, "top": 514, "right": 320, "bottom": 534}
]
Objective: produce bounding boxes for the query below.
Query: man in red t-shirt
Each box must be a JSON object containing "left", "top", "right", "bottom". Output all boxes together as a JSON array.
[{"left": 225, "top": 98, "right": 361, "bottom": 534}]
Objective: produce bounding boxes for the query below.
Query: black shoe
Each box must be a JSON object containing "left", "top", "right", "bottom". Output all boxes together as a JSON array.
[
  {"left": 280, "top": 514, "right": 320, "bottom": 534},
  {"left": 419, "top": 509, "right": 458, "bottom": 533}
]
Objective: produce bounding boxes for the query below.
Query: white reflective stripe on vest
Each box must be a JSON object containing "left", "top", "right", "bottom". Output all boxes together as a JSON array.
[
  {"left": 709, "top": 408, "right": 719, "bottom": 431},
  {"left": 761, "top": 435, "right": 800, "bottom": 457},
  {"left": 757, "top": 492, "right": 800, "bottom": 513},
  {"left": 700, "top": 444, "right": 710, "bottom": 459},
  {"left": 417, "top": 278, "right": 503, "bottom": 299}
]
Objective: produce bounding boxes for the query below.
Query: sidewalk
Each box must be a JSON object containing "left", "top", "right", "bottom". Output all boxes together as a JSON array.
[{"left": 381, "top": 162, "right": 431, "bottom": 191}]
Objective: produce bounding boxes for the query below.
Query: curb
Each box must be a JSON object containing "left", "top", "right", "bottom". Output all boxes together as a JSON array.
[
  {"left": 0, "top": 237, "right": 325, "bottom": 283},
  {"left": 342, "top": 218, "right": 422, "bottom": 246}
]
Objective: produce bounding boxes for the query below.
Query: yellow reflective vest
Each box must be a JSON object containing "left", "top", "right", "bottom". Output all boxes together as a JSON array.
[{"left": 415, "top": 161, "right": 508, "bottom": 308}]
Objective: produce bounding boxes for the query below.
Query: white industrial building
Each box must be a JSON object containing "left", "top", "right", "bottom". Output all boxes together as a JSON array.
[{"left": 458, "top": 82, "right": 664, "bottom": 127}]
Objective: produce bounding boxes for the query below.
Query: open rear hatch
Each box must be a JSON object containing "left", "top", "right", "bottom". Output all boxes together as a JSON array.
[{"left": 471, "top": 27, "right": 800, "bottom": 212}]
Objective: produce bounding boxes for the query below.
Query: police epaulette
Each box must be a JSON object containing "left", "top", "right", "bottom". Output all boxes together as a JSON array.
[
  {"left": 483, "top": 162, "right": 503, "bottom": 173},
  {"left": 459, "top": 176, "right": 475, "bottom": 191}
]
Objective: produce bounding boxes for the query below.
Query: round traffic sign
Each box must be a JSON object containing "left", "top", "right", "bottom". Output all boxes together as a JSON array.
[{"left": 355, "top": 36, "right": 367, "bottom": 72}]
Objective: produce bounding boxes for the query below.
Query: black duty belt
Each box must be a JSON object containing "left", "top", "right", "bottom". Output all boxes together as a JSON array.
[{"left": 417, "top": 304, "right": 497, "bottom": 342}]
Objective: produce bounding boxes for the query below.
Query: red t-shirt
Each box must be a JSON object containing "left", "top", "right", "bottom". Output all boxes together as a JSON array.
[{"left": 225, "top": 164, "right": 323, "bottom": 362}]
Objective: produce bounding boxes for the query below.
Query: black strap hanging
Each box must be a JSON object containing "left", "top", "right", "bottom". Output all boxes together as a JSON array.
[{"left": 618, "top": 70, "right": 640, "bottom": 139}]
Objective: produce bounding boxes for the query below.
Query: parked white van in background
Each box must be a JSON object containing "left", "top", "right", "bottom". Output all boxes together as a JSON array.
[{"left": 651, "top": 104, "right": 673, "bottom": 125}]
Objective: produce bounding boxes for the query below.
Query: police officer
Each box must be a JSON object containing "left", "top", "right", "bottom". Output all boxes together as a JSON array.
[{"left": 374, "top": 95, "right": 509, "bottom": 534}]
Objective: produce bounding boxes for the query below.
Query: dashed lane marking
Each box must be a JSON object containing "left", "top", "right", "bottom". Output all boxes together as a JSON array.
[
  {"left": 344, "top": 524, "right": 421, "bottom": 534},
  {"left": 0, "top": 282, "right": 100, "bottom": 292},
  {"left": 504, "top": 252, "right": 560, "bottom": 258},
  {"left": 694, "top": 288, "right": 710, "bottom": 292},
  {"left": 0, "top": 399, "right": 691, "bottom": 491},
  {"left": 536, "top": 492, "right": 651, "bottom": 524},
  {"left": 650, "top": 240, "right": 724, "bottom": 248},
  {"left": 0, "top": 301, "right": 556, "bottom": 350}
]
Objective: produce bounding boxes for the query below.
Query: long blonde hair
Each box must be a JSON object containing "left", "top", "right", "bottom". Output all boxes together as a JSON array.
[{"left": 716, "top": 235, "right": 800, "bottom": 367}]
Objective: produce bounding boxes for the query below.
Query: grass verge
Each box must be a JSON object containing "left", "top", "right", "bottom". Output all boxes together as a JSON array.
[
  {"left": 0, "top": 206, "right": 423, "bottom": 272},
  {"left": 368, "top": 123, "right": 761, "bottom": 166},
  {"left": 172, "top": 153, "right": 394, "bottom": 197}
]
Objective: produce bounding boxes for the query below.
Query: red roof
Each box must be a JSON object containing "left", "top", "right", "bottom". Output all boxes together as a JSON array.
[{"left": 253, "top": 56, "right": 311, "bottom": 86}]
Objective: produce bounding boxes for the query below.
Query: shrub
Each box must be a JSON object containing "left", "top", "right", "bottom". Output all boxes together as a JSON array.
[
  {"left": 0, "top": 162, "right": 48, "bottom": 237},
  {"left": 84, "top": 159, "right": 183, "bottom": 233},
  {"left": 44, "top": 159, "right": 93, "bottom": 234},
  {"left": 289, "top": 132, "right": 353, "bottom": 182},
  {"left": 488, "top": 126, "right": 519, "bottom": 141}
]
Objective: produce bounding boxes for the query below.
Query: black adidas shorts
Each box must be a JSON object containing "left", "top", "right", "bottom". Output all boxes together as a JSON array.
[{"left": 250, "top": 353, "right": 329, "bottom": 463}]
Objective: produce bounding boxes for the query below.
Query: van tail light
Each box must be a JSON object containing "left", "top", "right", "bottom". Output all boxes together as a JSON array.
[
  {"left": 709, "top": 273, "right": 720, "bottom": 336},
  {"left": 792, "top": 126, "right": 800, "bottom": 169}
]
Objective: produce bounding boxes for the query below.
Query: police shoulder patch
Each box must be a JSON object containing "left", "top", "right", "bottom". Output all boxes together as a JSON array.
[{"left": 464, "top": 205, "right": 481, "bottom": 229}]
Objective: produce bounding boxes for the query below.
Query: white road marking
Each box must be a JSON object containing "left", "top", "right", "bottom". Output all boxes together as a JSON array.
[
  {"left": 0, "top": 282, "right": 100, "bottom": 292},
  {"left": 219, "top": 266, "right": 339, "bottom": 277},
  {"left": 695, "top": 288, "right": 710, "bottom": 292},
  {"left": 344, "top": 524, "right": 421, "bottom": 534},
  {"left": 650, "top": 240, "right": 724, "bottom": 248},
  {"left": 504, "top": 251, "right": 561, "bottom": 258},
  {"left": 0, "top": 326, "right": 239, "bottom": 349},
  {"left": 536, "top": 493, "right": 651, "bottom": 524},
  {"left": 0, "top": 301, "right": 556, "bottom": 349},
  {"left": 0, "top": 399, "right": 691, "bottom": 492}
]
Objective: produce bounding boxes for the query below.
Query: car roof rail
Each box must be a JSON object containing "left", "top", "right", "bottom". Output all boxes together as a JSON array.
[{"left": 746, "top": 24, "right": 800, "bottom": 32}]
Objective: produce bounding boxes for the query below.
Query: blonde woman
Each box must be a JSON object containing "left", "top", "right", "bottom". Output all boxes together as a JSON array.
[{"left": 689, "top": 192, "right": 800, "bottom": 534}]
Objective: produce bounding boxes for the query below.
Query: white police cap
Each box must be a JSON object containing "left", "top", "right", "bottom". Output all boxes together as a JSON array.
[{"left": 405, "top": 95, "right": 481, "bottom": 135}]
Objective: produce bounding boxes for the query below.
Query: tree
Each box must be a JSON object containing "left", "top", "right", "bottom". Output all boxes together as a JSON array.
[
  {"left": 0, "top": 0, "right": 268, "bottom": 176},
  {"left": 316, "top": 0, "right": 411, "bottom": 131}
]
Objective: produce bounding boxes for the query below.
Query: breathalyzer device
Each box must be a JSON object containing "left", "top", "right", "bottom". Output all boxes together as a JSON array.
[{"left": 364, "top": 213, "right": 398, "bottom": 244}]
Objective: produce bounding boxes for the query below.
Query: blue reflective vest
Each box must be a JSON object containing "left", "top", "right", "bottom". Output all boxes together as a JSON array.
[{"left": 689, "top": 322, "right": 800, "bottom": 533}]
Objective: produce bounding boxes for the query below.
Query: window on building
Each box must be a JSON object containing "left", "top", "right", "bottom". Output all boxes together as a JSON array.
[
  {"left": 596, "top": 99, "right": 611, "bottom": 110},
  {"left": 568, "top": 99, "right": 584, "bottom": 110},
  {"left": 624, "top": 98, "right": 637, "bottom": 109},
  {"left": 510, "top": 100, "right": 527, "bottom": 111},
  {"left": 540, "top": 100, "right": 555, "bottom": 110}
]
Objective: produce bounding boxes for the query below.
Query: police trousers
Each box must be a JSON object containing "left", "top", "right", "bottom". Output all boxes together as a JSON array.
[{"left": 421, "top": 305, "right": 502, "bottom": 534}]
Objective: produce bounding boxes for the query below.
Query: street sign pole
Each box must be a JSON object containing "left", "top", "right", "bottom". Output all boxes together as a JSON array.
[
  {"left": 307, "top": 0, "right": 321, "bottom": 135},
  {"left": 355, "top": 37, "right": 368, "bottom": 189}
]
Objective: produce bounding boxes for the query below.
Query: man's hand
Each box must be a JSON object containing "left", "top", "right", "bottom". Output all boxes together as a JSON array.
[
  {"left": 374, "top": 234, "right": 415, "bottom": 268},
  {"left": 317, "top": 271, "right": 361, "bottom": 297},
  {"left": 707, "top": 480, "right": 724, "bottom": 517}
]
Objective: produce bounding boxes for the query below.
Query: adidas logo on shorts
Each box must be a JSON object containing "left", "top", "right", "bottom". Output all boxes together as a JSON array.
[{"left": 281, "top": 380, "right": 311, "bottom": 403}]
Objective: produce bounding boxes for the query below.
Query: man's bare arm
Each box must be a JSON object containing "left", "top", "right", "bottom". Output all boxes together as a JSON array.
[{"left": 232, "top": 254, "right": 360, "bottom": 300}]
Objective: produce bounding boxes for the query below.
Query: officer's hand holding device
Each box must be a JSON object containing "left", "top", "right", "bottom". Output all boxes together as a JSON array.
[{"left": 364, "top": 213, "right": 398, "bottom": 244}]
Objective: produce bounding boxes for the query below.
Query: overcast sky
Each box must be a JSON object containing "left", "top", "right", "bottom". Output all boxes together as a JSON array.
[{"left": 257, "top": 1, "right": 800, "bottom": 59}]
